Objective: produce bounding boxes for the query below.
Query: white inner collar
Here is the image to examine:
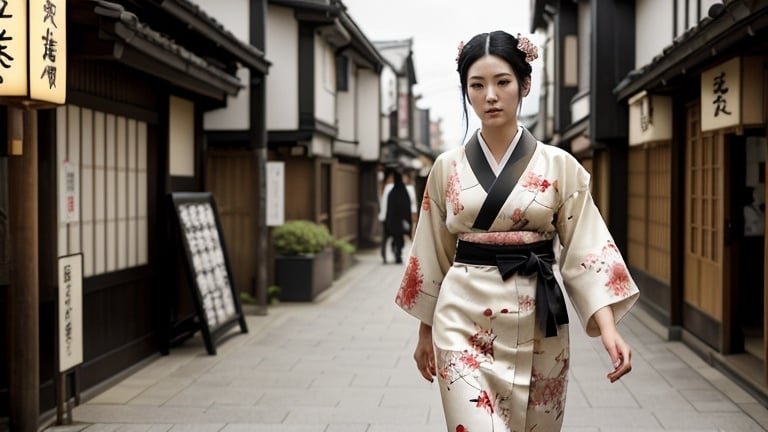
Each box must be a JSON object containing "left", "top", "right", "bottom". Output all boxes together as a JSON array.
[{"left": 477, "top": 126, "right": 523, "bottom": 176}]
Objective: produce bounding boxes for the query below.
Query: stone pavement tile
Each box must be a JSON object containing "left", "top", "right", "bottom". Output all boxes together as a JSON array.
[
  {"left": 306, "top": 370, "right": 356, "bottom": 388},
  {"left": 253, "top": 388, "right": 359, "bottom": 408},
  {"left": 656, "top": 364, "right": 713, "bottom": 390},
  {"left": 368, "top": 425, "right": 445, "bottom": 432},
  {"left": 73, "top": 405, "right": 237, "bottom": 425},
  {"left": 167, "top": 426, "right": 225, "bottom": 432},
  {"left": 219, "top": 425, "right": 324, "bottom": 432},
  {"left": 628, "top": 386, "right": 694, "bottom": 411},
  {"left": 575, "top": 382, "right": 639, "bottom": 408},
  {"left": 163, "top": 384, "right": 262, "bottom": 408},
  {"left": 45, "top": 424, "right": 90, "bottom": 432},
  {"left": 282, "top": 406, "right": 429, "bottom": 424},
  {"left": 324, "top": 425, "right": 371, "bottom": 432},
  {"left": 198, "top": 405, "right": 289, "bottom": 423},
  {"left": 163, "top": 386, "right": 217, "bottom": 408},
  {"left": 679, "top": 388, "right": 743, "bottom": 412},
  {"left": 742, "top": 402, "right": 768, "bottom": 427},
  {"left": 79, "top": 426, "right": 123, "bottom": 432},
  {"left": 563, "top": 383, "right": 590, "bottom": 410},
  {"left": 655, "top": 410, "right": 767, "bottom": 431},
  {"left": 349, "top": 371, "right": 390, "bottom": 387},
  {"left": 562, "top": 407, "right": 662, "bottom": 429},
  {"left": 379, "top": 388, "right": 439, "bottom": 407},
  {"left": 120, "top": 378, "right": 191, "bottom": 406},
  {"left": 88, "top": 386, "right": 146, "bottom": 405},
  {"left": 114, "top": 426, "right": 172, "bottom": 432},
  {"left": 226, "top": 371, "right": 312, "bottom": 390},
  {"left": 584, "top": 430, "right": 724, "bottom": 432}
]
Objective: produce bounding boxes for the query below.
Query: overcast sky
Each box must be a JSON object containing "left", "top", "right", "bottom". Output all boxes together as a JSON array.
[{"left": 341, "top": 0, "right": 542, "bottom": 149}]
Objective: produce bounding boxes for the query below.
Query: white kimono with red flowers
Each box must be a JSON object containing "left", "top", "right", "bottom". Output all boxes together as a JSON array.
[{"left": 395, "top": 128, "right": 639, "bottom": 432}]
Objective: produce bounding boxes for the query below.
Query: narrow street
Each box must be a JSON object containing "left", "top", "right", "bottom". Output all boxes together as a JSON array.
[{"left": 47, "top": 249, "right": 768, "bottom": 432}]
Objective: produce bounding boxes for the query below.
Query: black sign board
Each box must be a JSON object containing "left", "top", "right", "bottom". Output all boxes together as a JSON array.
[{"left": 170, "top": 192, "right": 248, "bottom": 354}]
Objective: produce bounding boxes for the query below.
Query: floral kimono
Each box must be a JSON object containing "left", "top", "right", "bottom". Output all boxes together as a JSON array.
[{"left": 395, "top": 127, "right": 639, "bottom": 432}]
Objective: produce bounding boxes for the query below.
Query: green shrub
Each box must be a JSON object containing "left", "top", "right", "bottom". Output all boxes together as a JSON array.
[
  {"left": 272, "top": 220, "right": 333, "bottom": 255},
  {"left": 333, "top": 239, "right": 356, "bottom": 254}
]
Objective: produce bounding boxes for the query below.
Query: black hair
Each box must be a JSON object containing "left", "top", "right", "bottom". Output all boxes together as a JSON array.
[{"left": 456, "top": 31, "right": 533, "bottom": 142}]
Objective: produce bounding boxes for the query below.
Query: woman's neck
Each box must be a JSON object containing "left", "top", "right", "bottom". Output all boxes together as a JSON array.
[{"left": 480, "top": 123, "right": 519, "bottom": 162}]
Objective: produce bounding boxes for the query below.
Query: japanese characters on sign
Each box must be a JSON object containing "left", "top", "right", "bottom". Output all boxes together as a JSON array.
[
  {"left": 59, "top": 160, "right": 79, "bottom": 223},
  {"left": 701, "top": 57, "right": 741, "bottom": 132},
  {"left": 58, "top": 254, "right": 83, "bottom": 372},
  {"left": 627, "top": 92, "right": 672, "bottom": 146},
  {"left": 701, "top": 57, "right": 764, "bottom": 132},
  {"left": 30, "top": 0, "right": 66, "bottom": 103},
  {"left": 0, "top": 0, "right": 66, "bottom": 104},
  {"left": 0, "top": 0, "right": 29, "bottom": 96}
]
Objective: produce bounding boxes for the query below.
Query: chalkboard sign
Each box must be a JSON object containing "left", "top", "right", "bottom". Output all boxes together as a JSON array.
[{"left": 170, "top": 192, "right": 248, "bottom": 354}]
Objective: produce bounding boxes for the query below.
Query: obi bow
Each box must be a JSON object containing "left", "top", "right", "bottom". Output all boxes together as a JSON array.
[{"left": 495, "top": 250, "right": 569, "bottom": 338}]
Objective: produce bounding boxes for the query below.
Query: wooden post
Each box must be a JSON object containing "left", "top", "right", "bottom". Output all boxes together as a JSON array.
[{"left": 7, "top": 108, "right": 39, "bottom": 432}]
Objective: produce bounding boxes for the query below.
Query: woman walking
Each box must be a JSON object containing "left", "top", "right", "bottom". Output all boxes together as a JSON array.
[{"left": 395, "top": 30, "right": 639, "bottom": 431}]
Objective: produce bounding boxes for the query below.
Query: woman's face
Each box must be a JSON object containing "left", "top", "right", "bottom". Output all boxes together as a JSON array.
[{"left": 466, "top": 55, "right": 530, "bottom": 129}]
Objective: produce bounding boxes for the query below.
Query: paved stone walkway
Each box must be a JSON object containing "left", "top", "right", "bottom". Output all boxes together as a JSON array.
[{"left": 45, "top": 249, "right": 768, "bottom": 431}]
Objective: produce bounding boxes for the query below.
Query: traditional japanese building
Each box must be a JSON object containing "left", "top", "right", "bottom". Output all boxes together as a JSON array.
[
  {"left": 263, "top": 0, "right": 386, "bottom": 252},
  {"left": 532, "top": 0, "right": 768, "bottom": 404},
  {"left": 0, "top": 0, "right": 269, "bottom": 429}
]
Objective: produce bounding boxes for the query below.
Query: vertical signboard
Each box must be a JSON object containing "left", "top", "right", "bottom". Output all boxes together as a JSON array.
[
  {"left": 701, "top": 57, "right": 741, "bottom": 132},
  {"left": 0, "top": 0, "right": 66, "bottom": 104},
  {"left": 266, "top": 161, "right": 284, "bottom": 227},
  {"left": 59, "top": 160, "right": 79, "bottom": 223},
  {"left": 170, "top": 192, "right": 248, "bottom": 355},
  {"left": 58, "top": 254, "right": 83, "bottom": 372},
  {"left": 701, "top": 57, "right": 764, "bottom": 132},
  {"left": 0, "top": 0, "right": 28, "bottom": 96},
  {"left": 30, "top": 0, "right": 66, "bottom": 103}
]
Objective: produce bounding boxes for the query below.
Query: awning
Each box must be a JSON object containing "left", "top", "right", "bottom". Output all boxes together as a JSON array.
[
  {"left": 614, "top": 0, "right": 768, "bottom": 101},
  {"left": 93, "top": 1, "right": 243, "bottom": 102}
]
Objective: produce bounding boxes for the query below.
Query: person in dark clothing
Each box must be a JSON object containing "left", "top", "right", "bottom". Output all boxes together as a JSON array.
[{"left": 381, "top": 171, "right": 413, "bottom": 264}]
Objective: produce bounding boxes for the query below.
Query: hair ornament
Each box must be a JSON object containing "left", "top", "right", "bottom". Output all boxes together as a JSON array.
[
  {"left": 455, "top": 41, "right": 465, "bottom": 64},
  {"left": 516, "top": 33, "right": 538, "bottom": 63}
]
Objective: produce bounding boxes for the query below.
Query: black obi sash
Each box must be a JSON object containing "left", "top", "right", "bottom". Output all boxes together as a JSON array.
[
  {"left": 454, "top": 239, "right": 569, "bottom": 338},
  {"left": 465, "top": 128, "right": 537, "bottom": 232}
]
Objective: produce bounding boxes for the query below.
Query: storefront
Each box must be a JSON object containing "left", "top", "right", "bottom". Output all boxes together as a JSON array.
[{"left": 616, "top": 2, "right": 768, "bottom": 402}]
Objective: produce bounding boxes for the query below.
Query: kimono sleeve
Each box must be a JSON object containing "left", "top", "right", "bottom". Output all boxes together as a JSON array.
[
  {"left": 394, "top": 155, "right": 457, "bottom": 326},
  {"left": 556, "top": 162, "right": 640, "bottom": 337}
]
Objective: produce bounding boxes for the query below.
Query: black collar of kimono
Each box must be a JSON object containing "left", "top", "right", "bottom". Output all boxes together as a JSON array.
[{"left": 466, "top": 128, "right": 537, "bottom": 231}]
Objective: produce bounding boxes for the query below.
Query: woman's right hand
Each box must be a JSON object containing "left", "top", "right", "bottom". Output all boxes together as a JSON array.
[{"left": 414, "top": 322, "right": 436, "bottom": 382}]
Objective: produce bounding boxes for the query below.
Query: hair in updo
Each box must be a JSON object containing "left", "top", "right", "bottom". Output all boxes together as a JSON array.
[{"left": 456, "top": 31, "right": 533, "bottom": 141}]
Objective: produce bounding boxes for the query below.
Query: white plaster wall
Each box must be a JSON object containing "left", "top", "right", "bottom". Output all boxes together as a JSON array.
[
  {"left": 357, "top": 69, "right": 381, "bottom": 162},
  {"left": 336, "top": 61, "right": 356, "bottom": 144},
  {"left": 676, "top": 0, "right": 722, "bottom": 38},
  {"left": 169, "top": 96, "right": 195, "bottom": 177},
  {"left": 315, "top": 37, "right": 337, "bottom": 126},
  {"left": 196, "top": 0, "right": 251, "bottom": 130},
  {"left": 635, "top": 0, "right": 673, "bottom": 69},
  {"left": 266, "top": 5, "right": 299, "bottom": 130},
  {"left": 380, "top": 65, "right": 397, "bottom": 114},
  {"left": 379, "top": 65, "right": 397, "bottom": 143},
  {"left": 204, "top": 68, "right": 251, "bottom": 130},
  {"left": 577, "top": 2, "right": 590, "bottom": 91},
  {"left": 311, "top": 134, "right": 333, "bottom": 158}
]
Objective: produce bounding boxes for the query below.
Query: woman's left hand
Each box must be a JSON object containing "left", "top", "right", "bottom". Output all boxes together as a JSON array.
[
  {"left": 601, "top": 328, "right": 632, "bottom": 383},
  {"left": 593, "top": 306, "right": 632, "bottom": 383}
]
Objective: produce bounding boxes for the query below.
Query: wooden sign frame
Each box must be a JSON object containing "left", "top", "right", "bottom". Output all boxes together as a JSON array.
[{"left": 169, "top": 192, "right": 248, "bottom": 354}]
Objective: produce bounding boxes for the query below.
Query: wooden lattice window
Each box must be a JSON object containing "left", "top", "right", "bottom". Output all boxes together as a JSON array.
[{"left": 57, "top": 105, "right": 149, "bottom": 277}]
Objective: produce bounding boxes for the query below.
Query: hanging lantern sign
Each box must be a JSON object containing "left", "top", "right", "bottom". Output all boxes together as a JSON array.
[
  {"left": 628, "top": 90, "right": 673, "bottom": 146},
  {"left": 701, "top": 56, "right": 763, "bottom": 132},
  {"left": 0, "top": 0, "right": 66, "bottom": 106}
]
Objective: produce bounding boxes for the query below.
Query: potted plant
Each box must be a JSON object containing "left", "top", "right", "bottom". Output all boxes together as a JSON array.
[{"left": 272, "top": 220, "right": 335, "bottom": 301}]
